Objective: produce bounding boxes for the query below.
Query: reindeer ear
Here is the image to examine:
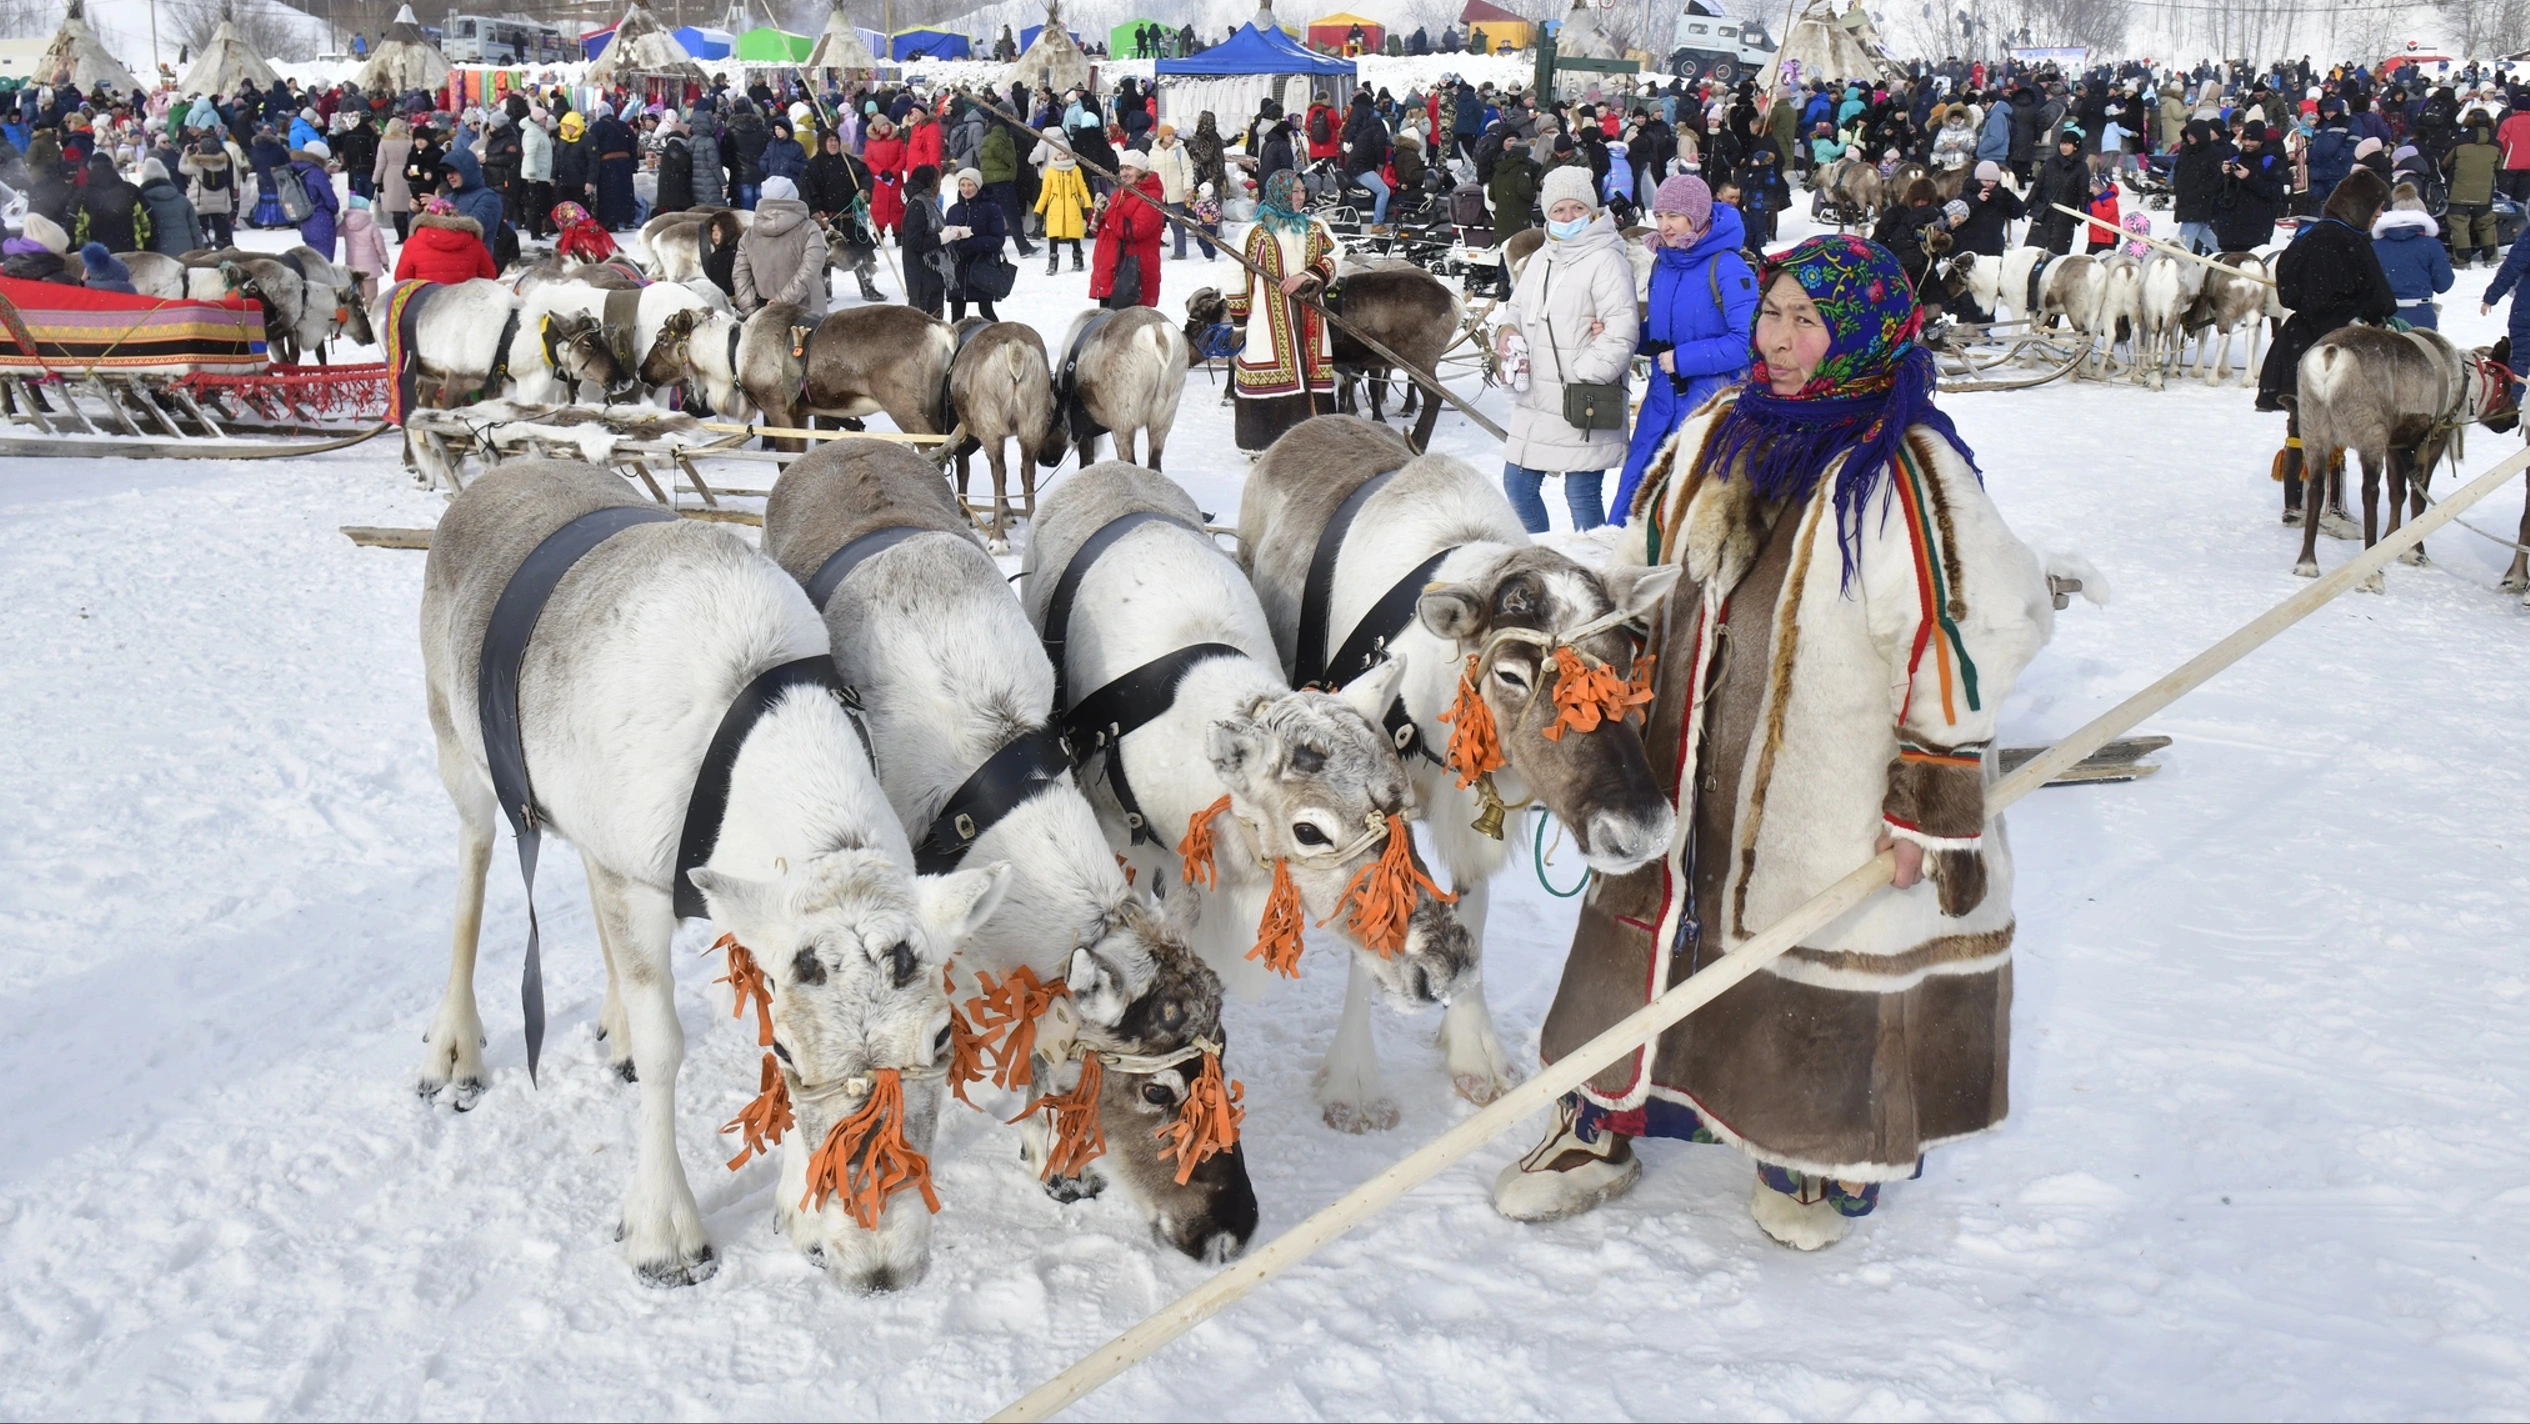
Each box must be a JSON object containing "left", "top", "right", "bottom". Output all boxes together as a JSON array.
[
  {"left": 1204, "top": 712, "right": 1271, "bottom": 798},
  {"left": 1600, "top": 563, "right": 1682, "bottom": 622},
  {"left": 1335, "top": 655, "right": 1405, "bottom": 727},
  {"left": 1416, "top": 582, "right": 1488, "bottom": 642},
  {"left": 1065, "top": 946, "right": 1132, "bottom": 1028},
  {"left": 689, "top": 866, "right": 787, "bottom": 943},
  {"left": 916, "top": 861, "right": 1013, "bottom": 951}
]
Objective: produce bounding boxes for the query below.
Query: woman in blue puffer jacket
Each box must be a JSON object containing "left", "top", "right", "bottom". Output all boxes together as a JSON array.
[
  {"left": 1613, "top": 175, "right": 1759, "bottom": 517},
  {"left": 2371, "top": 184, "right": 2451, "bottom": 328}
]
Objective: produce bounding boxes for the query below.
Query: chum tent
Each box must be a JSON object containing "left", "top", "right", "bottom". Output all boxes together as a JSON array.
[
  {"left": 1774, "top": 0, "right": 1900, "bottom": 88},
  {"left": 360, "top": 4, "right": 452, "bottom": 94},
  {"left": 1303, "top": 12, "right": 1382, "bottom": 52},
  {"left": 671, "top": 25, "right": 733, "bottom": 59},
  {"left": 735, "top": 26, "right": 812, "bottom": 62},
  {"left": 41, "top": 0, "right": 138, "bottom": 94},
  {"left": 1152, "top": 20, "right": 1354, "bottom": 131},
  {"left": 891, "top": 28, "right": 969, "bottom": 60},
  {"left": 1109, "top": 18, "right": 1173, "bottom": 58},
  {"left": 1009, "top": 3, "right": 1091, "bottom": 95},
  {"left": 180, "top": 2, "right": 279, "bottom": 97},
  {"left": 587, "top": 3, "right": 706, "bottom": 93},
  {"left": 801, "top": 8, "right": 880, "bottom": 78},
  {"left": 1459, "top": 0, "right": 1530, "bottom": 53}
]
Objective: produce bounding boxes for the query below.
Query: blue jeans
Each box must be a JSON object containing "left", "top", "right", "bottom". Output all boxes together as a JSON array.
[
  {"left": 1503, "top": 463, "right": 1604, "bottom": 533},
  {"left": 2178, "top": 219, "right": 2216, "bottom": 254},
  {"left": 1355, "top": 170, "right": 1390, "bottom": 225},
  {"left": 735, "top": 182, "right": 761, "bottom": 211}
]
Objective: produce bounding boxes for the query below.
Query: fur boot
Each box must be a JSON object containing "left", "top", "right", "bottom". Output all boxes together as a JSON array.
[
  {"left": 1749, "top": 1173, "right": 1853, "bottom": 1250},
  {"left": 1492, "top": 1098, "right": 1640, "bottom": 1222}
]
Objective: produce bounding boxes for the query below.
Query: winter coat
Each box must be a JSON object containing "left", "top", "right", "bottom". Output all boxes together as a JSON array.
[
  {"left": 1501, "top": 212, "right": 1638, "bottom": 472},
  {"left": 723, "top": 108, "right": 769, "bottom": 186},
  {"left": 1934, "top": 115, "right": 1978, "bottom": 170},
  {"left": 688, "top": 121, "right": 725, "bottom": 207},
  {"left": 2258, "top": 216, "right": 2396, "bottom": 407},
  {"left": 481, "top": 119, "right": 523, "bottom": 192},
  {"left": 341, "top": 205, "right": 390, "bottom": 276},
  {"left": 393, "top": 212, "right": 499, "bottom": 283},
  {"left": 1257, "top": 121, "right": 1298, "bottom": 183},
  {"left": 2445, "top": 134, "right": 2501, "bottom": 206},
  {"left": 655, "top": 134, "right": 693, "bottom": 214},
  {"left": 1340, "top": 101, "right": 1387, "bottom": 177},
  {"left": 1149, "top": 140, "right": 1194, "bottom": 203},
  {"left": 2486, "top": 230, "right": 2530, "bottom": 327},
  {"left": 370, "top": 135, "right": 411, "bottom": 212},
  {"left": 137, "top": 175, "right": 203, "bottom": 255},
  {"left": 1185, "top": 120, "right": 1227, "bottom": 191},
  {"left": 81, "top": 243, "right": 135, "bottom": 294},
  {"left": 805, "top": 148, "right": 867, "bottom": 217},
  {"left": 1033, "top": 161, "right": 1091, "bottom": 240},
  {"left": 1090, "top": 171, "right": 1165, "bottom": 307},
  {"left": 904, "top": 116, "right": 944, "bottom": 176},
  {"left": 520, "top": 119, "right": 552, "bottom": 183},
  {"left": 1487, "top": 153, "right": 1538, "bottom": 235},
  {"left": 184, "top": 147, "right": 238, "bottom": 216},
  {"left": 2172, "top": 124, "right": 2223, "bottom": 223},
  {"left": 733, "top": 196, "right": 829, "bottom": 319},
  {"left": 2370, "top": 209, "right": 2451, "bottom": 321},
  {"left": 901, "top": 184, "right": 946, "bottom": 312},
  {"left": 1617, "top": 206, "right": 1757, "bottom": 512},
  {"left": 979, "top": 123, "right": 1018, "bottom": 185},
  {"left": 69, "top": 173, "right": 143, "bottom": 253},
  {"left": 2304, "top": 118, "right": 2354, "bottom": 196},
  {"left": 944, "top": 193, "right": 1007, "bottom": 296},
  {"left": 2212, "top": 145, "right": 2286, "bottom": 251},
  {"left": 2028, "top": 151, "right": 2090, "bottom": 241},
  {"left": 1563, "top": 399, "right": 2048, "bottom": 1178},
  {"left": 866, "top": 134, "right": 908, "bottom": 228},
  {"left": 2006, "top": 91, "right": 2042, "bottom": 163},
  {"left": 442, "top": 148, "right": 505, "bottom": 261},
  {"left": 760, "top": 132, "right": 808, "bottom": 184},
  {"left": 1952, "top": 180, "right": 2022, "bottom": 257},
  {"left": 1, "top": 242, "right": 71, "bottom": 283},
  {"left": 291, "top": 157, "right": 341, "bottom": 259},
  {"left": 553, "top": 131, "right": 593, "bottom": 196}
]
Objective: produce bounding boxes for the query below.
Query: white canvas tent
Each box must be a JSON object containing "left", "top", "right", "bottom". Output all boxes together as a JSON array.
[
  {"left": 801, "top": 6, "right": 879, "bottom": 79},
  {"left": 40, "top": 0, "right": 140, "bottom": 94},
  {"left": 1550, "top": 0, "right": 1622, "bottom": 59},
  {"left": 1775, "top": 0, "right": 1901, "bottom": 86},
  {"left": 587, "top": 2, "right": 707, "bottom": 88},
  {"left": 1008, "top": 0, "right": 1092, "bottom": 95},
  {"left": 180, "top": 3, "right": 281, "bottom": 98},
  {"left": 359, "top": 5, "right": 451, "bottom": 94}
]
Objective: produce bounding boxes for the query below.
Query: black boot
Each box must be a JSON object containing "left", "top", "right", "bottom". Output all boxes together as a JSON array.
[
  {"left": 1047, "top": 249, "right": 1060, "bottom": 275},
  {"left": 1072, "top": 245, "right": 1084, "bottom": 272},
  {"left": 857, "top": 268, "right": 883, "bottom": 302}
]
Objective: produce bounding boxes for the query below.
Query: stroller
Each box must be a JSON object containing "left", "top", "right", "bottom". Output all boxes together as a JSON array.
[{"left": 2131, "top": 152, "right": 2176, "bottom": 209}]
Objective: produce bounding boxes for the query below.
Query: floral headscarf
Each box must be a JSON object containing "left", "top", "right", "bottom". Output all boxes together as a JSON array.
[
  {"left": 1258, "top": 169, "right": 1310, "bottom": 235},
  {"left": 1700, "top": 235, "right": 1977, "bottom": 587},
  {"left": 550, "top": 200, "right": 594, "bottom": 229}
]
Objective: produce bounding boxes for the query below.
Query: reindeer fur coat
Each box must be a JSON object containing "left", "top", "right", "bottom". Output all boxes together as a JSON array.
[{"left": 1540, "top": 398, "right": 2053, "bottom": 1181}]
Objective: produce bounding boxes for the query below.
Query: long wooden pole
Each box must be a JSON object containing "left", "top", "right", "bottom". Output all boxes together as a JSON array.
[
  {"left": 988, "top": 444, "right": 2530, "bottom": 1423},
  {"left": 966, "top": 92, "right": 1512, "bottom": 443},
  {"left": 2046, "top": 202, "right": 2280, "bottom": 287}
]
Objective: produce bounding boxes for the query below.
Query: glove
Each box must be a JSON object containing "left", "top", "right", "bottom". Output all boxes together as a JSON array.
[{"left": 1882, "top": 739, "right": 1991, "bottom": 918}]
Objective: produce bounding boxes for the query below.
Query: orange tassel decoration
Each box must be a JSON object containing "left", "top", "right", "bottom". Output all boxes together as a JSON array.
[
  {"left": 720, "top": 1051, "right": 795, "bottom": 1170},
  {"left": 1247, "top": 858, "right": 1307, "bottom": 978},
  {"left": 945, "top": 968, "right": 990, "bottom": 1108},
  {"left": 1178, "top": 794, "right": 1232, "bottom": 889},
  {"left": 800, "top": 1068, "right": 940, "bottom": 1229},
  {"left": 1324, "top": 813, "right": 1455, "bottom": 957},
  {"left": 1009, "top": 1053, "right": 1107, "bottom": 1180},
  {"left": 967, "top": 966, "right": 1067, "bottom": 1092},
  {"left": 1437, "top": 654, "right": 1505, "bottom": 788},
  {"left": 1543, "top": 647, "right": 1656, "bottom": 742},
  {"left": 1155, "top": 1052, "right": 1245, "bottom": 1185},
  {"left": 709, "top": 934, "right": 775, "bottom": 1046}
]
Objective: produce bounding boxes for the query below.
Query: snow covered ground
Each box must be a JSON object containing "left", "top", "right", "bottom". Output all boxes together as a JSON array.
[{"left": 4, "top": 201, "right": 2530, "bottom": 1421}]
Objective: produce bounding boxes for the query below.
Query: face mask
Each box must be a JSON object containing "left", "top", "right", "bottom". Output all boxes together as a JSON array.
[{"left": 1547, "top": 213, "right": 1591, "bottom": 240}]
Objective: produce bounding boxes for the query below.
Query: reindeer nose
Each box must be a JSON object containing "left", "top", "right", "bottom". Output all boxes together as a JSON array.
[{"left": 1581, "top": 803, "right": 1675, "bottom": 873}]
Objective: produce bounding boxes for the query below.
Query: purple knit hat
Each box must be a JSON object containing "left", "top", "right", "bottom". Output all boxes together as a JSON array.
[{"left": 1651, "top": 173, "right": 1712, "bottom": 225}]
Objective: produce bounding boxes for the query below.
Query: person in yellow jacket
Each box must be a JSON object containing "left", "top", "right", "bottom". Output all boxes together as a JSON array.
[{"left": 1031, "top": 127, "right": 1093, "bottom": 273}]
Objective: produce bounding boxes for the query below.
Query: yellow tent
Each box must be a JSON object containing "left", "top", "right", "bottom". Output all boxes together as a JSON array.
[{"left": 1460, "top": 0, "right": 1530, "bottom": 54}]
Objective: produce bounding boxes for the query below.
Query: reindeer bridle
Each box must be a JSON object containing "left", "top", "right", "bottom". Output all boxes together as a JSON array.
[{"left": 1439, "top": 601, "right": 1656, "bottom": 835}]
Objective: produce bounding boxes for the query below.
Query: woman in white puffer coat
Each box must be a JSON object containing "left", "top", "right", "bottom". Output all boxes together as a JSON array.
[{"left": 1494, "top": 163, "right": 1640, "bottom": 532}]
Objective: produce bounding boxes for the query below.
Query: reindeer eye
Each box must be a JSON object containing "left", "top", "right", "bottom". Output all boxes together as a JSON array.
[
  {"left": 1495, "top": 665, "right": 1532, "bottom": 692},
  {"left": 887, "top": 942, "right": 918, "bottom": 988},
  {"left": 1292, "top": 822, "right": 1331, "bottom": 847},
  {"left": 771, "top": 1041, "right": 794, "bottom": 1065},
  {"left": 1141, "top": 1082, "right": 1177, "bottom": 1106},
  {"left": 791, "top": 948, "right": 826, "bottom": 986},
  {"left": 932, "top": 1023, "right": 952, "bottom": 1056}
]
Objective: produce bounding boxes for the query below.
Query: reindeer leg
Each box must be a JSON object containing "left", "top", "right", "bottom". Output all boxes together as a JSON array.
[
  {"left": 2358, "top": 451, "right": 2385, "bottom": 592},
  {"left": 1314, "top": 955, "right": 1398, "bottom": 1133},
  {"left": 589, "top": 861, "right": 714, "bottom": 1287},
  {"left": 419, "top": 695, "right": 494, "bottom": 1111},
  {"left": 2504, "top": 482, "right": 2530, "bottom": 592},
  {"left": 2399, "top": 442, "right": 2433, "bottom": 565},
  {"left": 2293, "top": 440, "right": 2324, "bottom": 578},
  {"left": 1434, "top": 877, "right": 1516, "bottom": 1105},
  {"left": 986, "top": 439, "right": 1011, "bottom": 555},
  {"left": 586, "top": 858, "right": 636, "bottom": 1084}
]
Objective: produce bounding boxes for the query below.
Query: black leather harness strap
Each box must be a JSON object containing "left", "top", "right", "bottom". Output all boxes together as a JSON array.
[
  {"left": 479, "top": 504, "right": 677, "bottom": 1084},
  {"left": 1041, "top": 508, "right": 1205, "bottom": 712},
  {"left": 1061, "top": 643, "right": 1247, "bottom": 843},
  {"left": 912, "top": 725, "right": 1073, "bottom": 872},
  {"left": 482, "top": 306, "right": 525, "bottom": 401},
  {"left": 1289, "top": 467, "right": 1454, "bottom": 769},
  {"left": 1056, "top": 309, "right": 1116, "bottom": 447},
  {"left": 671, "top": 656, "right": 866, "bottom": 922},
  {"left": 805, "top": 524, "right": 937, "bottom": 610}
]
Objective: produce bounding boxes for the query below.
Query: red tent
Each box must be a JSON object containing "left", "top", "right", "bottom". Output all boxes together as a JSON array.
[{"left": 1459, "top": 0, "right": 1522, "bottom": 22}]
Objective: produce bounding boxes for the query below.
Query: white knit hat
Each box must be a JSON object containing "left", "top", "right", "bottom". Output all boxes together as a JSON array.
[
  {"left": 1539, "top": 164, "right": 1597, "bottom": 213},
  {"left": 760, "top": 175, "right": 799, "bottom": 202},
  {"left": 1117, "top": 147, "right": 1150, "bottom": 170},
  {"left": 22, "top": 211, "right": 68, "bottom": 255},
  {"left": 955, "top": 166, "right": 983, "bottom": 188}
]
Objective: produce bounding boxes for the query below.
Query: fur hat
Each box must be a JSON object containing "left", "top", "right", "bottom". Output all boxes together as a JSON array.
[
  {"left": 1540, "top": 163, "right": 1597, "bottom": 214},
  {"left": 1651, "top": 173, "right": 1710, "bottom": 224},
  {"left": 759, "top": 174, "right": 798, "bottom": 202},
  {"left": 23, "top": 211, "right": 68, "bottom": 254},
  {"left": 1975, "top": 159, "right": 2003, "bottom": 182}
]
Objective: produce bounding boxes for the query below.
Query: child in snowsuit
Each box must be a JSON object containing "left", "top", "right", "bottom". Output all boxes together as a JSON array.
[{"left": 341, "top": 195, "right": 391, "bottom": 304}]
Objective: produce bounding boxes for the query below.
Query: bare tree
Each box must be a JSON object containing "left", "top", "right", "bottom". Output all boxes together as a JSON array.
[
  {"left": 162, "top": 0, "right": 325, "bottom": 63},
  {"left": 2436, "top": 0, "right": 2530, "bottom": 61}
]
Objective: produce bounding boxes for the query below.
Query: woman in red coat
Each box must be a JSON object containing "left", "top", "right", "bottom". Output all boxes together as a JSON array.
[
  {"left": 904, "top": 109, "right": 945, "bottom": 184},
  {"left": 1090, "top": 153, "right": 1166, "bottom": 308},
  {"left": 865, "top": 117, "right": 907, "bottom": 235},
  {"left": 392, "top": 197, "right": 500, "bottom": 283}
]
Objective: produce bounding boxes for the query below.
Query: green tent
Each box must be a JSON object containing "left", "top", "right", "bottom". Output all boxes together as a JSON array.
[
  {"left": 1109, "top": 18, "right": 1172, "bottom": 58},
  {"left": 735, "top": 25, "right": 812, "bottom": 61}
]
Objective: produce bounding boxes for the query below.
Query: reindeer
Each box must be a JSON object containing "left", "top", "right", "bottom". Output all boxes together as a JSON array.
[
  {"left": 637, "top": 207, "right": 746, "bottom": 282},
  {"left": 2136, "top": 252, "right": 2210, "bottom": 389},
  {"left": 511, "top": 255, "right": 645, "bottom": 293},
  {"left": 2181, "top": 253, "right": 2275, "bottom": 386},
  {"left": 2094, "top": 253, "right": 2146, "bottom": 381},
  {"left": 947, "top": 319, "right": 1060, "bottom": 552},
  {"left": 1045, "top": 306, "right": 1186, "bottom": 471},
  {"left": 1024, "top": 461, "right": 1480, "bottom": 1133},
  {"left": 762, "top": 441, "right": 1259, "bottom": 1261},
  {"left": 367, "top": 280, "right": 619, "bottom": 481},
  {"left": 418, "top": 459, "right": 1011, "bottom": 1292},
  {"left": 1239, "top": 417, "right": 1681, "bottom": 1122},
  {"left": 2293, "top": 327, "right": 2519, "bottom": 588},
  {"left": 641, "top": 303, "right": 803, "bottom": 428},
  {"left": 1183, "top": 267, "right": 1462, "bottom": 452},
  {"left": 796, "top": 303, "right": 960, "bottom": 442},
  {"left": 1812, "top": 156, "right": 1886, "bottom": 230},
  {"left": 512, "top": 278, "right": 714, "bottom": 406}
]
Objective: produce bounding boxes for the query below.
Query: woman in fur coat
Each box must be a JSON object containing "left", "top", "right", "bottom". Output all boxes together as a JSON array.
[{"left": 1493, "top": 235, "right": 2054, "bottom": 1251}]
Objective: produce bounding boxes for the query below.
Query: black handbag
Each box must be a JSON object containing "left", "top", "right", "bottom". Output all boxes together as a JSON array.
[
  {"left": 1539, "top": 264, "right": 1628, "bottom": 432},
  {"left": 1101, "top": 251, "right": 1143, "bottom": 310},
  {"left": 967, "top": 249, "right": 1018, "bottom": 301}
]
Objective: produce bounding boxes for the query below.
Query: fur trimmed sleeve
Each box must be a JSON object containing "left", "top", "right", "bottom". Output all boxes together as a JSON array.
[{"left": 1883, "top": 739, "right": 1989, "bottom": 916}]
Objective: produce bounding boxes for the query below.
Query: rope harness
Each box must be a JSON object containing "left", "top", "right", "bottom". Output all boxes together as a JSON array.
[{"left": 1435, "top": 602, "right": 1657, "bottom": 838}]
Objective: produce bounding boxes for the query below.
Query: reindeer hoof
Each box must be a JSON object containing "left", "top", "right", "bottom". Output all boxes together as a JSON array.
[
  {"left": 2320, "top": 512, "right": 2363, "bottom": 541},
  {"left": 987, "top": 536, "right": 1011, "bottom": 556},
  {"left": 1041, "top": 1171, "right": 1104, "bottom": 1204},
  {"left": 613, "top": 1059, "right": 638, "bottom": 1084},
  {"left": 1322, "top": 1098, "right": 1400, "bottom": 1134},
  {"left": 2500, "top": 574, "right": 2530, "bottom": 593},
  {"left": 2292, "top": 559, "right": 2320, "bottom": 579},
  {"left": 417, "top": 1075, "right": 485, "bottom": 1111},
  {"left": 634, "top": 1243, "right": 718, "bottom": 1289},
  {"left": 2399, "top": 547, "right": 2429, "bottom": 567},
  {"left": 1453, "top": 1071, "right": 1511, "bottom": 1107},
  {"left": 2360, "top": 571, "right": 2386, "bottom": 594}
]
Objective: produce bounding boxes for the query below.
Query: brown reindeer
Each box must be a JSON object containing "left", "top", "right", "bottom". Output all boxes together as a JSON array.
[
  {"left": 1042, "top": 306, "right": 1185, "bottom": 471},
  {"left": 946, "top": 318, "right": 1060, "bottom": 551},
  {"left": 2294, "top": 326, "right": 2520, "bottom": 586},
  {"left": 796, "top": 303, "right": 959, "bottom": 445}
]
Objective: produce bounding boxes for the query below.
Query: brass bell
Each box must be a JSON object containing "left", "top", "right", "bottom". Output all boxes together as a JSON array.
[{"left": 1469, "top": 775, "right": 1508, "bottom": 840}]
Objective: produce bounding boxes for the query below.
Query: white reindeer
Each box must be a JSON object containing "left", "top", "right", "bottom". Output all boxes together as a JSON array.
[
  {"left": 2137, "top": 253, "right": 2209, "bottom": 389},
  {"left": 418, "top": 460, "right": 1010, "bottom": 1292},
  {"left": 2187, "top": 254, "right": 2275, "bottom": 386}
]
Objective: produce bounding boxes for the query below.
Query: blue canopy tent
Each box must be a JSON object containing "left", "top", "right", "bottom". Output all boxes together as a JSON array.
[
  {"left": 1152, "top": 22, "right": 1355, "bottom": 128},
  {"left": 672, "top": 24, "right": 732, "bottom": 59},
  {"left": 890, "top": 27, "right": 970, "bottom": 60},
  {"left": 580, "top": 25, "right": 615, "bottom": 58}
]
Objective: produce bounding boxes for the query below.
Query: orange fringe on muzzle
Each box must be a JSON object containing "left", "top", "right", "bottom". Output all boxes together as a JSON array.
[
  {"left": 801, "top": 1068, "right": 940, "bottom": 1229},
  {"left": 720, "top": 1051, "right": 795, "bottom": 1170},
  {"left": 1248, "top": 857, "right": 1306, "bottom": 977},
  {"left": 945, "top": 966, "right": 990, "bottom": 1108},
  {"left": 709, "top": 934, "right": 774, "bottom": 1046},
  {"left": 1155, "top": 1051, "right": 1245, "bottom": 1185},
  {"left": 966, "top": 965, "right": 1068, "bottom": 1092},
  {"left": 1324, "top": 812, "right": 1454, "bottom": 957},
  {"left": 1542, "top": 647, "right": 1656, "bottom": 742},
  {"left": 1010, "top": 1053, "right": 1107, "bottom": 1180},
  {"left": 1178, "top": 794, "right": 1232, "bottom": 889},
  {"left": 1438, "top": 654, "right": 1506, "bottom": 788}
]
